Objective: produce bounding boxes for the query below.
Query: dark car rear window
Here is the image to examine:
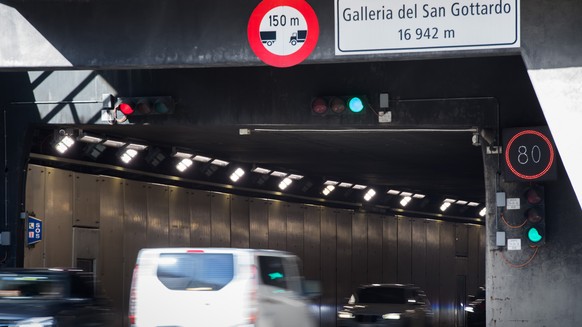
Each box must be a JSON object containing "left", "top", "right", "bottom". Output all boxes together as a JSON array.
[
  {"left": 356, "top": 287, "right": 407, "bottom": 304},
  {"left": 156, "top": 253, "right": 234, "bottom": 291}
]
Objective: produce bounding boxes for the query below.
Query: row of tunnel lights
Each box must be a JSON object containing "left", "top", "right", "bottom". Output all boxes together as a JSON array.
[{"left": 53, "top": 132, "right": 486, "bottom": 217}]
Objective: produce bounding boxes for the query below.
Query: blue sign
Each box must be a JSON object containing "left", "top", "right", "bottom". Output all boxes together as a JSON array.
[{"left": 27, "top": 217, "right": 42, "bottom": 245}]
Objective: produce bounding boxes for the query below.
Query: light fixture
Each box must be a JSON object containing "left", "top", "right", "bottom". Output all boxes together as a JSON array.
[
  {"left": 102, "top": 139, "right": 126, "bottom": 148},
  {"left": 176, "top": 158, "right": 193, "bottom": 172},
  {"left": 456, "top": 200, "right": 468, "bottom": 205},
  {"left": 412, "top": 193, "right": 425, "bottom": 199},
  {"left": 468, "top": 202, "right": 480, "bottom": 207},
  {"left": 193, "top": 155, "right": 212, "bottom": 162},
  {"left": 126, "top": 143, "right": 148, "bottom": 151},
  {"left": 211, "top": 159, "right": 229, "bottom": 167},
  {"left": 252, "top": 167, "right": 271, "bottom": 174},
  {"left": 145, "top": 147, "right": 166, "bottom": 167},
  {"left": 322, "top": 185, "right": 335, "bottom": 196},
  {"left": 338, "top": 182, "right": 353, "bottom": 188},
  {"left": 400, "top": 196, "right": 412, "bottom": 207},
  {"left": 230, "top": 168, "right": 245, "bottom": 182},
  {"left": 324, "top": 180, "right": 339, "bottom": 186},
  {"left": 271, "top": 171, "right": 287, "bottom": 178},
  {"left": 479, "top": 207, "right": 487, "bottom": 217},
  {"left": 440, "top": 202, "right": 452, "bottom": 212},
  {"left": 83, "top": 142, "right": 107, "bottom": 160},
  {"left": 364, "top": 189, "right": 376, "bottom": 201},
  {"left": 400, "top": 191, "right": 413, "bottom": 197},
  {"left": 119, "top": 147, "right": 139, "bottom": 164},
  {"left": 77, "top": 131, "right": 103, "bottom": 144},
  {"left": 53, "top": 135, "right": 75, "bottom": 154},
  {"left": 172, "top": 148, "right": 194, "bottom": 159},
  {"left": 278, "top": 178, "right": 293, "bottom": 190},
  {"left": 288, "top": 174, "right": 303, "bottom": 180},
  {"left": 387, "top": 189, "right": 401, "bottom": 195},
  {"left": 353, "top": 184, "right": 367, "bottom": 190}
]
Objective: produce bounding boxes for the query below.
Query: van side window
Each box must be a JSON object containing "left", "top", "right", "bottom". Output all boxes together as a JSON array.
[
  {"left": 157, "top": 253, "right": 234, "bottom": 291},
  {"left": 258, "top": 256, "right": 288, "bottom": 290}
]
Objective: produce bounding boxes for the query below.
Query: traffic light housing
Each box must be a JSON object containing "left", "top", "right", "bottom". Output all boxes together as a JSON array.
[
  {"left": 103, "top": 94, "right": 175, "bottom": 123},
  {"left": 311, "top": 95, "right": 368, "bottom": 116},
  {"left": 504, "top": 183, "right": 546, "bottom": 246}
]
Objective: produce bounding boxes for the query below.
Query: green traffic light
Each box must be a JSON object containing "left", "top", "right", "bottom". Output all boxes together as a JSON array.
[
  {"left": 348, "top": 97, "right": 364, "bottom": 113},
  {"left": 527, "top": 227, "right": 543, "bottom": 243}
]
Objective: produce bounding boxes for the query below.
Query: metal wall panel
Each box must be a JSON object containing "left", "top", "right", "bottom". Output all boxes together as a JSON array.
[
  {"left": 44, "top": 167, "right": 73, "bottom": 267},
  {"left": 98, "top": 176, "right": 124, "bottom": 327},
  {"left": 467, "top": 225, "right": 481, "bottom": 297},
  {"left": 146, "top": 184, "right": 169, "bottom": 247},
  {"left": 336, "top": 210, "right": 352, "bottom": 304},
  {"left": 24, "top": 165, "right": 46, "bottom": 268},
  {"left": 168, "top": 187, "right": 190, "bottom": 247},
  {"left": 397, "top": 218, "right": 412, "bottom": 283},
  {"left": 249, "top": 199, "right": 269, "bottom": 249},
  {"left": 303, "top": 205, "right": 321, "bottom": 324},
  {"left": 73, "top": 172, "right": 100, "bottom": 228},
  {"left": 268, "top": 200, "right": 286, "bottom": 251},
  {"left": 478, "top": 227, "right": 486, "bottom": 288},
  {"left": 189, "top": 190, "right": 211, "bottom": 247},
  {"left": 438, "top": 223, "right": 456, "bottom": 327},
  {"left": 411, "top": 219, "right": 427, "bottom": 291},
  {"left": 352, "top": 212, "right": 367, "bottom": 287},
  {"left": 382, "top": 216, "right": 398, "bottom": 282},
  {"left": 285, "top": 203, "right": 304, "bottom": 261},
  {"left": 425, "top": 220, "right": 441, "bottom": 325},
  {"left": 455, "top": 224, "right": 469, "bottom": 257},
  {"left": 230, "top": 195, "right": 249, "bottom": 248},
  {"left": 367, "top": 214, "right": 383, "bottom": 283},
  {"left": 72, "top": 227, "right": 99, "bottom": 264},
  {"left": 320, "top": 208, "right": 337, "bottom": 327},
  {"left": 210, "top": 192, "right": 230, "bottom": 247}
]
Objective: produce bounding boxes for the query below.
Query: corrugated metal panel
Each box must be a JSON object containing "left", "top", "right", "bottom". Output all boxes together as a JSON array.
[
  {"left": 397, "top": 217, "right": 412, "bottom": 283},
  {"left": 336, "top": 210, "right": 352, "bottom": 304},
  {"left": 467, "top": 225, "right": 481, "bottom": 297},
  {"left": 249, "top": 199, "right": 269, "bottom": 249},
  {"left": 73, "top": 172, "right": 100, "bottom": 228},
  {"left": 426, "top": 220, "right": 441, "bottom": 325},
  {"left": 210, "top": 192, "right": 230, "bottom": 247},
  {"left": 190, "top": 190, "right": 211, "bottom": 247},
  {"left": 44, "top": 167, "right": 73, "bottom": 267},
  {"left": 230, "top": 195, "right": 249, "bottom": 248},
  {"left": 455, "top": 224, "right": 469, "bottom": 257},
  {"left": 285, "top": 203, "right": 304, "bottom": 261},
  {"left": 303, "top": 205, "right": 321, "bottom": 325},
  {"left": 168, "top": 186, "right": 190, "bottom": 247},
  {"left": 352, "top": 212, "right": 367, "bottom": 287},
  {"left": 98, "top": 176, "right": 124, "bottom": 327},
  {"left": 382, "top": 216, "right": 398, "bottom": 282},
  {"left": 146, "top": 184, "right": 169, "bottom": 247},
  {"left": 268, "top": 200, "right": 286, "bottom": 251},
  {"left": 439, "top": 223, "right": 456, "bottom": 327},
  {"left": 478, "top": 226, "right": 486, "bottom": 287},
  {"left": 411, "top": 219, "right": 427, "bottom": 290},
  {"left": 320, "top": 208, "right": 337, "bottom": 327},
  {"left": 367, "top": 214, "right": 383, "bottom": 283},
  {"left": 24, "top": 165, "right": 46, "bottom": 268}
]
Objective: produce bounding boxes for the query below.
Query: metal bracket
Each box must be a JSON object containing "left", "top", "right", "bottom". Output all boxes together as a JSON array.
[{"left": 486, "top": 145, "right": 502, "bottom": 155}]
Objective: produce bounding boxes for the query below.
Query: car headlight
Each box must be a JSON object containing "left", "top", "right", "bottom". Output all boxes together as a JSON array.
[
  {"left": 337, "top": 311, "right": 355, "bottom": 319},
  {"left": 15, "top": 317, "right": 55, "bottom": 327},
  {"left": 382, "top": 313, "right": 401, "bottom": 320}
]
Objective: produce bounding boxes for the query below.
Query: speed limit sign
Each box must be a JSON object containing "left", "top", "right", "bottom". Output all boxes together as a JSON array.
[{"left": 503, "top": 126, "right": 557, "bottom": 181}]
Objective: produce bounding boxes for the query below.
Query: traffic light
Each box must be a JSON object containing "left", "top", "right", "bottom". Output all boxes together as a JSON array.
[
  {"left": 311, "top": 95, "right": 368, "bottom": 116},
  {"left": 523, "top": 184, "right": 545, "bottom": 246},
  {"left": 103, "top": 94, "right": 175, "bottom": 123}
]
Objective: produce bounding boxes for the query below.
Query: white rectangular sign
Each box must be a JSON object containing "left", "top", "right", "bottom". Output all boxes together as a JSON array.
[{"left": 335, "top": 0, "right": 520, "bottom": 55}]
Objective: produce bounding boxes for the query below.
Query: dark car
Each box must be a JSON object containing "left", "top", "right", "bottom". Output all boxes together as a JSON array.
[
  {"left": 0, "top": 268, "right": 114, "bottom": 327},
  {"left": 465, "top": 286, "right": 486, "bottom": 327},
  {"left": 337, "top": 283, "right": 434, "bottom": 327}
]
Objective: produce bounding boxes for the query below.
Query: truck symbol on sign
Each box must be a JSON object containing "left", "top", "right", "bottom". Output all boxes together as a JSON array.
[
  {"left": 289, "top": 30, "right": 307, "bottom": 46},
  {"left": 260, "top": 31, "right": 276, "bottom": 46}
]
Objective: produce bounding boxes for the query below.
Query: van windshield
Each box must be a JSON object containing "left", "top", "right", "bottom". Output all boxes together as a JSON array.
[{"left": 157, "top": 253, "right": 234, "bottom": 291}]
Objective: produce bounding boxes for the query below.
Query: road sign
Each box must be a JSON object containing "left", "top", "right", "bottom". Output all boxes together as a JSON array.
[
  {"left": 503, "top": 126, "right": 557, "bottom": 181},
  {"left": 335, "top": 0, "right": 520, "bottom": 55},
  {"left": 248, "top": 0, "right": 319, "bottom": 67},
  {"left": 27, "top": 216, "right": 42, "bottom": 245}
]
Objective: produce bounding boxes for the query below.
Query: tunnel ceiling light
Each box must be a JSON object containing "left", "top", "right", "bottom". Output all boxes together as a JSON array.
[
  {"left": 400, "top": 196, "right": 412, "bottom": 207},
  {"left": 444, "top": 198, "right": 456, "bottom": 203},
  {"left": 479, "top": 207, "right": 487, "bottom": 217},
  {"left": 176, "top": 158, "right": 193, "bottom": 172},
  {"left": 456, "top": 200, "right": 468, "bottom": 205},
  {"left": 230, "top": 168, "right": 245, "bottom": 182},
  {"left": 210, "top": 159, "right": 229, "bottom": 167},
  {"left": 322, "top": 185, "right": 335, "bottom": 196},
  {"left": 193, "top": 155, "right": 212, "bottom": 162},
  {"left": 119, "top": 148, "right": 139, "bottom": 164},
  {"left": 252, "top": 167, "right": 271, "bottom": 174},
  {"left": 203, "top": 163, "right": 219, "bottom": 177},
  {"left": 387, "top": 189, "right": 401, "bottom": 195},
  {"left": 77, "top": 132, "right": 103, "bottom": 144},
  {"left": 271, "top": 171, "right": 287, "bottom": 178},
  {"left": 353, "top": 184, "right": 367, "bottom": 190},
  {"left": 324, "top": 180, "right": 339, "bottom": 186},
  {"left": 400, "top": 191, "right": 413, "bottom": 197},
  {"left": 172, "top": 149, "right": 194, "bottom": 159},
  {"left": 338, "top": 182, "right": 353, "bottom": 188},
  {"left": 364, "top": 189, "right": 376, "bottom": 201},
  {"left": 53, "top": 135, "right": 75, "bottom": 154},
  {"left": 288, "top": 174, "right": 303, "bottom": 180},
  {"left": 126, "top": 143, "right": 148, "bottom": 151},
  {"left": 440, "top": 202, "right": 452, "bottom": 212},
  {"left": 145, "top": 147, "right": 166, "bottom": 167},
  {"left": 468, "top": 202, "right": 480, "bottom": 207},
  {"left": 102, "top": 139, "right": 126, "bottom": 148},
  {"left": 83, "top": 142, "right": 106, "bottom": 160},
  {"left": 412, "top": 193, "right": 425, "bottom": 199},
  {"left": 279, "top": 177, "right": 293, "bottom": 190}
]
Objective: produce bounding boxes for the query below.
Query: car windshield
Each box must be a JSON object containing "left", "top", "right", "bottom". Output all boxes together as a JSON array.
[
  {"left": 356, "top": 286, "right": 407, "bottom": 304},
  {"left": 0, "top": 272, "right": 66, "bottom": 299}
]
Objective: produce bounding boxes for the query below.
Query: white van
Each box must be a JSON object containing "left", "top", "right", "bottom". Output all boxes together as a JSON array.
[{"left": 129, "top": 248, "right": 320, "bottom": 327}]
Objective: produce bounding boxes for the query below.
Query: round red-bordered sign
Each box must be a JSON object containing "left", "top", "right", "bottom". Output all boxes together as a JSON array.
[
  {"left": 248, "top": 0, "right": 319, "bottom": 68},
  {"left": 505, "top": 129, "right": 555, "bottom": 180}
]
